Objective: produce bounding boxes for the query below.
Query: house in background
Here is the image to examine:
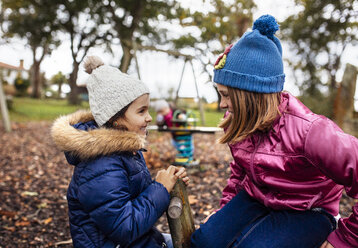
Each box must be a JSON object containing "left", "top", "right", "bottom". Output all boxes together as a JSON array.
[{"left": 0, "top": 60, "right": 29, "bottom": 86}]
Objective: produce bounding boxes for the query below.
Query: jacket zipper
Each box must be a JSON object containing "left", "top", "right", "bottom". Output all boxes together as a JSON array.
[{"left": 250, "top": 135, "right": 262, "bottom": 186}]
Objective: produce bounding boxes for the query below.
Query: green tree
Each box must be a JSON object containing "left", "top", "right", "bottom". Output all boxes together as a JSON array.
[
  {"left": 50, "top": 71, "right": 68, "bottom": 99},
  {"left": 281, "top": 0, "right": 358, "bottom": 117},
  {"left": 170, "top": 0, "right": 256, "bottom": 110},
  {"left": 1, "top": 0, "right": 60, "bottom": 98},
  {"left": 102, "top": 0, "right": 189, "bottom": 73},
  {"left": 57, "top": 0, "right": 111, "bottom": 105}
]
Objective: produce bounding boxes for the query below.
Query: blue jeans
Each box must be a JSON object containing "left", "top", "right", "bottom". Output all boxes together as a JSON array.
[
  {"left": 191, "top": 190, "right": 336, "bottom": 248},
  {"left": 162, "top": 233, "right": 173, "bottom": 248}
]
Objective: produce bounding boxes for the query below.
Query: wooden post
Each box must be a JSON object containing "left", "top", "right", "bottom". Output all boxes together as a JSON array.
[
  {"left": 0, "top": 82, "right": 11, "bottom": 132},
  {"left": 167, "top": 179, "right": 195, "bottom": 248}
]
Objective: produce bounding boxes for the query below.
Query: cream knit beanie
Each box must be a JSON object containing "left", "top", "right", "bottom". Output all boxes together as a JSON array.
[{"left": 83, "top": 56, "right": 149, "bottom": 127}]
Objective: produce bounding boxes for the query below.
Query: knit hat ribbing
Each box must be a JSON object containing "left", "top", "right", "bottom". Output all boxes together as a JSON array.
[
  {"left": 213, "top": 15, "right": 285, "bottom": 93},
  {"left": 84, "top": 56, "right": 149, "bottom": 127}
]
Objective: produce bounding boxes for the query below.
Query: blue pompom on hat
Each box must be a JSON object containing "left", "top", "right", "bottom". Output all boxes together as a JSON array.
[{"left": 213, "top": 14, "right": 285, "bottom": 93}]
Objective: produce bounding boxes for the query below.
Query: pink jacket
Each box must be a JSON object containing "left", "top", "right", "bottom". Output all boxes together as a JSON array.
[
  {"left": 163, "top": 109, "right": 173, "bottom": 127},
  {"left": 220, "top": 92, "right": 358, "bottom": 247}
]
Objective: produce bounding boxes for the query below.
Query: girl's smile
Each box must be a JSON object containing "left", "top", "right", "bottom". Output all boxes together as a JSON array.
[{"left": 118, "top": 94, "right": 152, "bottom": 136}]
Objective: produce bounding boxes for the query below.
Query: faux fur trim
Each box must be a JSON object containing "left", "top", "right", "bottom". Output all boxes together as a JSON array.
[{"left": 51, "top": 110, "right": 146, "bottom": 160}]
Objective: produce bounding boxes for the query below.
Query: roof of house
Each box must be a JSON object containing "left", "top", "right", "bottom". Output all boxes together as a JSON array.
[{"left": 0, "top": 62, "right": 26, "bottom": 71}]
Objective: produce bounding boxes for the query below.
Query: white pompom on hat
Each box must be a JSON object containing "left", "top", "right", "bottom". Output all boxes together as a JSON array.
[{"left": 83, "top": 56, "right": 149, "bottom": 127}]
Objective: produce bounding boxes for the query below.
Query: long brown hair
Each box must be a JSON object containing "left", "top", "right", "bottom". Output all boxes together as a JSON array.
[{"left": 219, "top": 87, "right": 281, "bottom": 144}]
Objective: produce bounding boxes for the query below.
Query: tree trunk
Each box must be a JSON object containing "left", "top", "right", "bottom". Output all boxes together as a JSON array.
[
  {"left": 120, "top": 43, "right": 133, "bottom": 73},
  {"left": 58, "top": 82, "right": 62, "bottom": 99},
  {"left": 68, "top": 62, "right": 80, "bottom": 105},
  {"left": 31, "top": 61, "right": 41, "bottom": 98},
  {"left": 333, "top": 64, "right": 358, "bottom": 127},
  {"left": 30, "top": 45, "right": 48, "bottom": 98}
]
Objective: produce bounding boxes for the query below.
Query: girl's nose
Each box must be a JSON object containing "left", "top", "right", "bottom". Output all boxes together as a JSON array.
[
  {"left": 219, "top": 100, "right": 227, "bottom": 109},
  {"left": 146, "top": 114, "right": 152, "bottom": 123}
]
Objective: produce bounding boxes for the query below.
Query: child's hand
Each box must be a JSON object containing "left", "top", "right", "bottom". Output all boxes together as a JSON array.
[
  {"left": 174, "top": 166, "right": 190, "bottom": 186},
  {"left": 155, "top": 165, "right": 178, "bottom": 193}
]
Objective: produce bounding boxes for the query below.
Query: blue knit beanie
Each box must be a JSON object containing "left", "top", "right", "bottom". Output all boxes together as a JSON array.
[{"left": 213, "top": 15, "right": 285, "bottom": 93}]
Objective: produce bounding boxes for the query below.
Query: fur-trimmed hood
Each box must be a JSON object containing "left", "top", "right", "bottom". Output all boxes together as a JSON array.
[{"left": 51, "top": 110, "right": 146, "bottom": 161}]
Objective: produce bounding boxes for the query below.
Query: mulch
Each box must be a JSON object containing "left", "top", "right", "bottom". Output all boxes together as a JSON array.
[{"left": 0, "top": 122, "right": 355, "bottom": 247}]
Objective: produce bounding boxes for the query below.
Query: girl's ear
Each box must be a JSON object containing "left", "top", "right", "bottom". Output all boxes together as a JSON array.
[{"left": 113, "top": 118, "right": 128, "bottom": 131}]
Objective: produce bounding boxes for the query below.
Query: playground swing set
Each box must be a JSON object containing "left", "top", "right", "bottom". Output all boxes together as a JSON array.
[{"left": 146, "top": 58, "right": 221, "bottom": 167}]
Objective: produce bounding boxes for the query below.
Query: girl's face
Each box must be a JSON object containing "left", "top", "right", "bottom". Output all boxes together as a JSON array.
[
  {"left": 117, "top": 94, "right": 152, "bottom": 135},
  {"left": 216, "top": 83, "right": 233, "bottom": 113}
]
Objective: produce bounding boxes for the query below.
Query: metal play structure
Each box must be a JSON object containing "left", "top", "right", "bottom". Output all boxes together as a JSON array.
[
  {"left": 148, "top": 110, "right": 220, "bottom": 167},
  {"left": 133, "top": 44, "right": 221, "bottom": 167}
]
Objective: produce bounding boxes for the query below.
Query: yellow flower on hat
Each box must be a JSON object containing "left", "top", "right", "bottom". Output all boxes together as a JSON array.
[
  {"left": 214, "top": 44, "right": 233, "bottom": 70},
  {"left": 214, "top": 54, "right": 227, "bottom": 69}
]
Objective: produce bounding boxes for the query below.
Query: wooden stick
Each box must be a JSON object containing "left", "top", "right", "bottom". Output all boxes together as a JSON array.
[
  {"left": 54, "top": 239, "right": 72, "bottom": 246},
  {"left": 0, "top": 82, "right": 11, "bottom": 132},
  {"left": 167, "top": 180, "right": 195, "bottom": 248}
]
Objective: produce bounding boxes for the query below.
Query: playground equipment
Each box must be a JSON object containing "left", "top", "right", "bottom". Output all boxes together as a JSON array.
[
  {"left": 171, "top": 110, "right": 199, "bottom": 166},
  {"left": 149, "top": 110, "right": 221, "bottom": 167}
]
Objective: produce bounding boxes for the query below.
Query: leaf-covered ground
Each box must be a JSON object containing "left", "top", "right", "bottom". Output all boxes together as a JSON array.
[{"left": 0, "top": 122, "right": 355, "bottom": 247}]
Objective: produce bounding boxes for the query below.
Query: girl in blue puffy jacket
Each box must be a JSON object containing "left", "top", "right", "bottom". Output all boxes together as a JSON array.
[{"left": 51, "top": 56, "right": 189, "bottom": 248}]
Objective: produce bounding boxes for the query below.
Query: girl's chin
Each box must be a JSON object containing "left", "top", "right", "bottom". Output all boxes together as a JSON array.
[{"left": 138, "top": 129, "right": 148, "bottom": 136}]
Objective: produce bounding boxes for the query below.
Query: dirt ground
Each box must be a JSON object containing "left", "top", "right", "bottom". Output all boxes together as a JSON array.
[{"left": 0, "top": 122, "right": 355, "bottom": 247}]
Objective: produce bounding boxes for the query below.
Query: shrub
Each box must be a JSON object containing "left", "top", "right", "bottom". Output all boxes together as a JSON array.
[{"left": 14, "top": 77, "right": 30, "bottom": 96}]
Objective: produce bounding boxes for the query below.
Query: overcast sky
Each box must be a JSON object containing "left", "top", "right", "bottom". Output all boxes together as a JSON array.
[{"left": 1, "top": 0, "right": 357, "bottom": 103}]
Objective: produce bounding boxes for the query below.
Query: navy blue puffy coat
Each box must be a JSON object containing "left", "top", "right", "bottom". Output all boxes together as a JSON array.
[{"left": 51, "top": 111, "right": 170, "bottom": 248}]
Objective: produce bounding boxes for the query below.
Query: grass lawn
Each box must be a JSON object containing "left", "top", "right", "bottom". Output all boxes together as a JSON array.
[
  {"left": 3, "top": 97, "right": 89, "bottom": 122},
  {"left": 2, "top": 97, "right": 224, "bottom": 127},
  {"left": 190, "top": 109, "right": 224, "bottom": 127}
]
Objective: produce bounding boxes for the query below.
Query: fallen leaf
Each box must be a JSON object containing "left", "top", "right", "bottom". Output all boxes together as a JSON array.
[
  {"left": 0, "top": 210, "right": 17, "bottom": 218},
  {"left": 37, "top": 202, "right": 48, "bottom": 209},
  {"left": 21, "top": 191, "right": 38, "bottom": 197},
  {"left": 3, "top": 226, "right": 16, "bottom": 232},
  {"left": 15, "top": 221, "right": 31, "bottom": 227},
  {"left": 43, "top": 217, "right": 52, "bottom": 225},
  {"left": 203, "top": 211, "right": 211, "bottom": 216},
  {"left": 188, "top": 195, "right": 198, "bottom": 205}
]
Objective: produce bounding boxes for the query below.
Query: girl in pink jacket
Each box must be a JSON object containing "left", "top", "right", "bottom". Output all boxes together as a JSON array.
[{"left": 191, "top": 15, "right": 358, "bottom": 248}]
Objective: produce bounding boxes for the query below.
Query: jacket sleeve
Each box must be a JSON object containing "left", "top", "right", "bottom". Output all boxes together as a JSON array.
[
  {"left": 77, "top": 160, "right": 170, "bottom": 247},
  {"left": 304, "top": 118, "right": 358, "bottom": 248},
  {"left": 219, "top": 159, "right": 246, "bottom": 208}
]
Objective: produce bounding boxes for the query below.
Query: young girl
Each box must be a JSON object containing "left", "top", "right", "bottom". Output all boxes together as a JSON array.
[
  {"left": 51, "top": 56, "right": 189, "bottom": 248},
  {"left": 154, "top": 99, "right": 173, "bottom": 128},
  {"left": 191, "top": 15, "right": 358, "bottom": 248}
]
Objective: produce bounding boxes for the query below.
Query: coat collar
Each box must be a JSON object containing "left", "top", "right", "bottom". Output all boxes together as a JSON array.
[
  {"left": 51, "top": 110, "right": 146, "bottom": 161},
  {"left": 271, "top": 92, "right": 289, "bottom": 133}
]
